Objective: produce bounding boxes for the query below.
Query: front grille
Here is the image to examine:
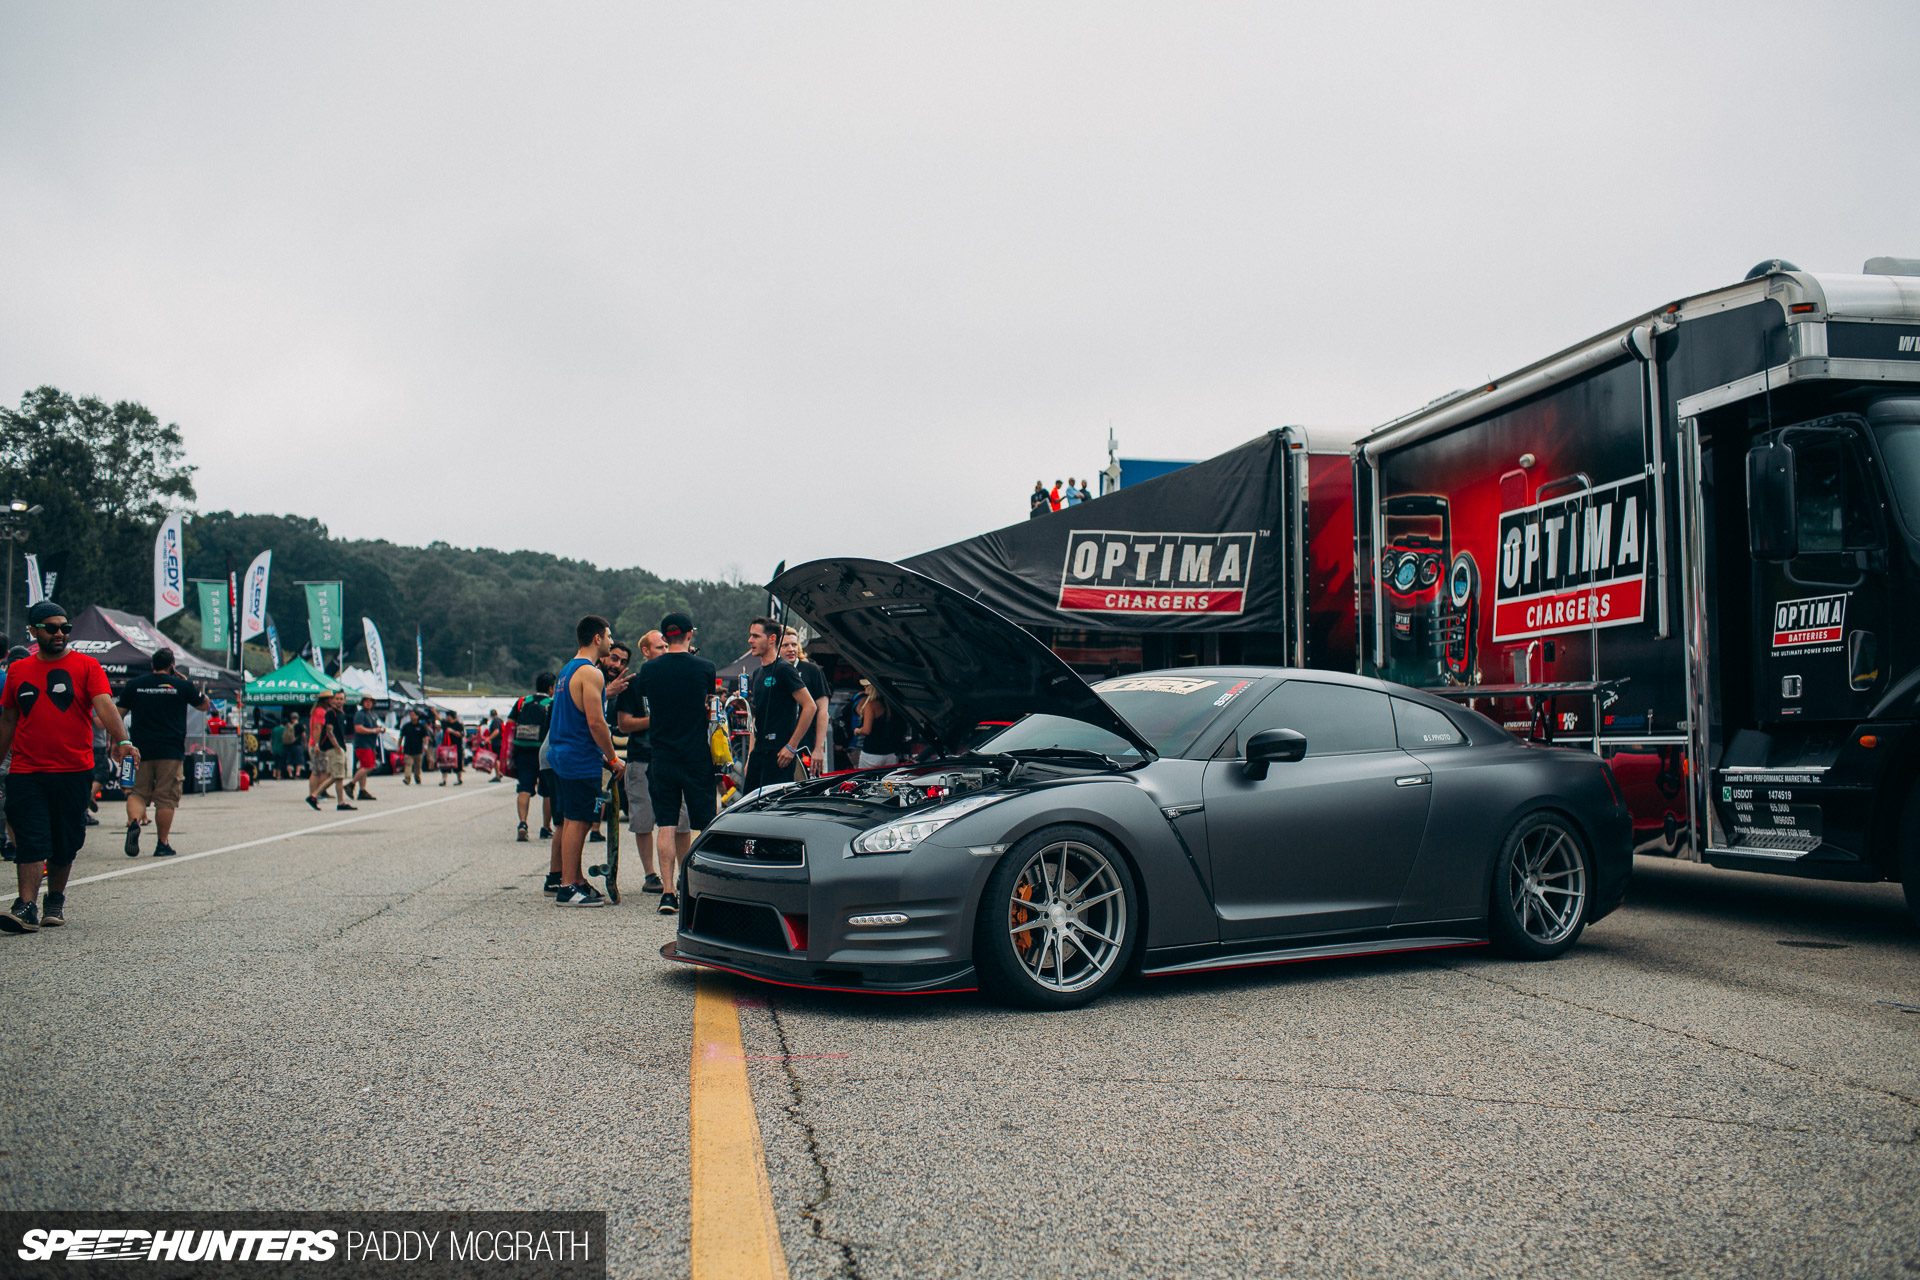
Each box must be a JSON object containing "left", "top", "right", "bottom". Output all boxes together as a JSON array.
[
  {"left": 689, "top": 897, "right": 790, "bottom": 954},
  {"left": 699, "top": 833, "right": 806, "bottom": 866}
]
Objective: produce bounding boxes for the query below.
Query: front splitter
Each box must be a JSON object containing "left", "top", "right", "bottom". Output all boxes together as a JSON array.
[{"left": 661, "top": 940, "right": 978, "bottom": 996}]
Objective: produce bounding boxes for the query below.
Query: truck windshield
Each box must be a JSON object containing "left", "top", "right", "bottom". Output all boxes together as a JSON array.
[{"left": 1868, "top": 399, "right": 1920, "bottom": 537}]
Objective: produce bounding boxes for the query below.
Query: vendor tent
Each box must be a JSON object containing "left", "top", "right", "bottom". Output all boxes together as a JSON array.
[
  {"left": 66, "top": 605, "right": 245, "bottom": 697},
  {"left": 243, "top": 656, "right": 343, "bottom": 705}
]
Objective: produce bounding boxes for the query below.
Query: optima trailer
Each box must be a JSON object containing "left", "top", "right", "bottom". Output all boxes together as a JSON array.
[{"left": 1353, "top": 259, "right": 1920, "bottom": 919}]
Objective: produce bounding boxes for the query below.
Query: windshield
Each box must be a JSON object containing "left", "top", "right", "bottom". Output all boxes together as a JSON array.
[
  {"left": 976, "top": 674, "right": 1264, "bottom": 760},
  {"left": 1869, "top": 401, "right": 1920, "bottom": 539}
]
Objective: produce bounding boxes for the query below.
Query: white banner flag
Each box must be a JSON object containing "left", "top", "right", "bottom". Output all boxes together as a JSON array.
[
  {"left": 239, "top": 550, "right": 272, "bottom": 641},
  {"left": 153, "top": 512, "right": 185, "bottom": 621},
  {"left": 363, "top": 617, "right": 389, "bottom": 694},
  {"left": 23, "top": 553, "right": 43, "bottom": 606}
]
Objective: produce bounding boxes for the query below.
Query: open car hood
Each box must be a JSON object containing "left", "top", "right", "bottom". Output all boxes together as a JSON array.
[{"left": 769, "top": 558, "right": 1158, "bottom": 759}]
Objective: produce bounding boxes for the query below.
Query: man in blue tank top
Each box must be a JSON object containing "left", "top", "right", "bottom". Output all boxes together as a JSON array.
[{"left": 548, "top": 614, "right": 621, "bottom": 907}]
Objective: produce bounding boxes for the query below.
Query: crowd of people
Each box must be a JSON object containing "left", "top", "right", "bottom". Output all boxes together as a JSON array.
[
  {"left": 0, "top": 595, "right": 922, "bottom": 936},
  {"left": 1029, "top": 476, "right": 1096, "bottom": 517}
]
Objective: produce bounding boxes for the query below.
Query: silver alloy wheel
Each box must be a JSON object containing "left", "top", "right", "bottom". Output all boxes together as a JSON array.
[
  {"left": 1006, "top": 839, "right": 1127, "bottom": 994},
  {"left": 1508, "top": 821, "right": 1588, "bottom": 946}
]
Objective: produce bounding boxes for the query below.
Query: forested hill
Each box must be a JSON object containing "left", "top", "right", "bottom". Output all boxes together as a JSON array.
[{"left": 185, "top": 512, "right": 766, "bottom": 688}]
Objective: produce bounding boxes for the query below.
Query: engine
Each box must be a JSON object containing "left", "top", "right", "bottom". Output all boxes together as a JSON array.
[{"left": 831, "top": 763, "right": 1003, "bottom": 808}]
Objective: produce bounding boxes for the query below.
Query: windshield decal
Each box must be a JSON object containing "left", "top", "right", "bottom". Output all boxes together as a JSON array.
[
  {"left": 1211, "top": 679, "right": 1253, "bottom": 707},
  {"left": 1095, "top": 677, "right": 1220, "bottom": 695}
]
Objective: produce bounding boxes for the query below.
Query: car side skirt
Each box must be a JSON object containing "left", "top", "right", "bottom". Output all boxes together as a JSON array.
[{"left": 1139, "top": 935, "right": 1488, "bottom": 978}]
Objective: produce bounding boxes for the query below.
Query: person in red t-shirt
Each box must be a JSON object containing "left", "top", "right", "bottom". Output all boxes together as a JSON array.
[{"left": 0, "top": 601, "right": 138, "bottom": 933}]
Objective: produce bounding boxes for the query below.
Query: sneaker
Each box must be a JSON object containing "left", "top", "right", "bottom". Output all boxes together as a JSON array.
[
  {"left": 0, "top": 899, "right": 40, "bottom": 934},
  {"left": 538, "top": 826, "right": 553, "bottom": 841},
  {"left": 542, "top": 871, "right": 563, "bottom": 895},
  {"left": 439, "top": 779, "right": 447, "bottom": 787},
  {"left": 154, "top": 843, "right": 177, "bottom": 858},
  {"left": 656, "top": 892, "right": 679, "bottom": 916},
  {"left": 554, "top": 883, "right": 606, "bottom": 908},
  {"left": 83, "top": 812, "right": 99, "bottom": 827},
  {"left": 124, "top": 823, "right": 141, "bottom": 857},
  {"left": 335, "top": 803, "right": 357, "bottom": 811},
  {"left": 642, "top": 873, "right": 663, "bottom": 894},
  {"left": 517, "top": 822, "right": 529, "bottom": 843},
  {"left": 588, "top": 829, "right": 605, "bottom": 843},
  {"left": 305, "top": 795, "right": 321, "bottom": 811},
  {"left": 358, "top": 790, "right": 378, "bottom": 801},
  {"left": 40, "top": 893, "right": 64, "bottom": 927}
]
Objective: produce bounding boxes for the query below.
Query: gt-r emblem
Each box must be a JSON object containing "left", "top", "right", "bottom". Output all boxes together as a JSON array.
[{"left": 742, "top": 839, "right": 758, "bottom": 858}]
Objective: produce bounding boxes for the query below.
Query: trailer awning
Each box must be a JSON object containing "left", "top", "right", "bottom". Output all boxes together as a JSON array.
[{"left": 903, "top": 430, "right": 1292, "bottom": 634}]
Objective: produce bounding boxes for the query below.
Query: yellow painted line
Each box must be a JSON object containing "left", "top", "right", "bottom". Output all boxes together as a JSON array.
[{"left": 690, "top": 972, "right": 790, "bottom": 1280}]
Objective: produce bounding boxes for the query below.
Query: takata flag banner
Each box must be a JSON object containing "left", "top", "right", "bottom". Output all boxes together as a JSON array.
[
  {"left": 22, "top": 553, "right": 43, "bottom": 606},
  {"left": 195, "top": 580, "right": 230, "bottom": 651},
  {"left": 153, "top": 512, "right": 185, "bottom": 621},
  {"left": 239, "top": 550, "right": 272, "bottom": 640},
  {"left": 363, "top": 617, "right": 389, "bottom": 693},
  {"left": 904, "top": 430, "right": 1290, "bottom": 632},
  {"left": 305, "top": 582, "right": 343, "bottom": 649},
  {"left": 1491, "top": 475, "right": 1649, "bottom": 642}
]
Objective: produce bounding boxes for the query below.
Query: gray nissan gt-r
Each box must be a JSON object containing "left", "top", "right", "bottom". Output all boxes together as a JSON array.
[{"left": 664, "top": 558, "right": 1631, "bottom": 1008}]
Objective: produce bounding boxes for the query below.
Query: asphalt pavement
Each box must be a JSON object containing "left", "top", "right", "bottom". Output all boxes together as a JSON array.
[{"left": 3, "top": 779, "right": 1917, "bottom": 1278}]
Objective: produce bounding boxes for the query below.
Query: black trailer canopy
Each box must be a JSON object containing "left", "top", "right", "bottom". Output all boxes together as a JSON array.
[
  {"left": 65, "top": 605, "right": 246, "bottom": 697},
  {"left": 904, "top": 430, "right": 1290, "bottom": 633}
]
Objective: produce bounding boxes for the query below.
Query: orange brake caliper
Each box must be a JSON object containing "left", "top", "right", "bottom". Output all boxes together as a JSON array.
[{"left": 1012, "top": 881, "right": 1035, "bottom": 954}]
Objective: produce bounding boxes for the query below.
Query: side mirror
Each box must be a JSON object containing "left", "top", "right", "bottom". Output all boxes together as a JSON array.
[
  {"left": 1748, "top": 439, "right": 1798, "bottom": 561},
  {"left": 1244, "top": 728, "right": 1308, "bottom": 780}
]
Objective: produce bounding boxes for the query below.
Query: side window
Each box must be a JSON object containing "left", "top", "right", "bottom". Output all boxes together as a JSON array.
[
  {"left": 1392, "top": 698, "right": 1465, "bottom": 750},
  {"left": 1233, "top": 681, "right": 1397, "bottom": 756},
  {"left": 1789, "top": 428, "right": 1879, "bottom": 557}
]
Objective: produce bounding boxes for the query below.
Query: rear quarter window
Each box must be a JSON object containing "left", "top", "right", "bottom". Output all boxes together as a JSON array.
[{"left": 1392, "top": 698, "right": 1466, "bottom": 750}]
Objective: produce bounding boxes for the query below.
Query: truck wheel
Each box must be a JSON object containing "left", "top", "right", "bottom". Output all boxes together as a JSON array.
[
  {"left": 1488, "top": 812, "right": 1590, "bottom": 960},
  {"left": 973, "top": 825, "right": 1139, "bottom": 1010}
]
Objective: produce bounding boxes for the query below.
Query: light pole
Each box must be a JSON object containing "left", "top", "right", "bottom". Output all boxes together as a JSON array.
[{"left": 2, "top": 498, "right": 43, "bottom": 644}]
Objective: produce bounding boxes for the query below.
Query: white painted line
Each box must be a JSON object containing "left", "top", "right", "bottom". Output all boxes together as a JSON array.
[{"left": 66, "top": 786, "right": 508, "bottom": 887}]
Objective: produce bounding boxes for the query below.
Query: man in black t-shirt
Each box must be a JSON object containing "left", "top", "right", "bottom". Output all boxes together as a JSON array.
[
  {"left": 743, "top": 617, "right": 816, "bottom": 796},
  {"left": 632, "top": 612, "right": 718, "bottom": 915},
  {"left": 614, "top": 630, "right": 689, "bottom": 896},
  {"left": 781, "top": 629, "right": 830, "bottom": 774},
  {"left": 117, "top": 649, "right": 209, "bottom": 858}
]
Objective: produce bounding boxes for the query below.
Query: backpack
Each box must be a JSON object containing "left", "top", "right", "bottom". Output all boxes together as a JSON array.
[{"left": 512, "top": 695, "right": 550, "bottom": 745}]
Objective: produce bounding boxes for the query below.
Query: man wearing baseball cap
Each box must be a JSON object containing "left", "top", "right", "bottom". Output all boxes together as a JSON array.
[
  {"left": 631, "top": 611, "right": 717, "bottom": 915},
  {"left": 0, "top": 602, "right": 138, "bottom": 933}
]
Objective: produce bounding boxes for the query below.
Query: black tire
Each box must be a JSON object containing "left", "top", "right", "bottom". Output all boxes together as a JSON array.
[
  {"left": 1488, "top": 811, "right": 1590, "bottom": 960},
  {"left": 973, "top": 825, "right": 1140, "bottom": 1010}
]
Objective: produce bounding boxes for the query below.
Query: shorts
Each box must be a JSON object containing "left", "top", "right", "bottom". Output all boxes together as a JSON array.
[
  {"left": 625, "top": 761, "right": 690, "bottom": 833},
  {"left": 649, "top": 755, "right": 717, "bottom": 831},
  {"left": 551, "top": 774, "right": 600, "bottom": 825},
  {"left": 744, "top": 747, "right": 789, "bottom": 796},
  {"left": 321, "top": 748, "right": 349, "bottom": 779},
  {"left": 536, "top": 767, "right": 557, "bottom": 799},
  {"left": 132, "top": 759, "right": 185, "bottom": 808},
  {"left": 513, "top": 750, "right": 542, "bottom": 795},
  {"left": 355, "top": 747, "right": 379, "bottom": 772},
  {"left": 3, "top": 769, "right": 93, "bottom": 867}
]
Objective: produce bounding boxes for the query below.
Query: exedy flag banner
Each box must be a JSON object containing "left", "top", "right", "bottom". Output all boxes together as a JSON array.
[
  {"left": 153, "top": 512, "right": 185, "bottom": 622},
  {"left": 363, "top": 617, "right": 388, "bottom": 693},
  {"left": 240, "top": 550, "right": 272, "bottom": 641},
  {"left": 195, "top": 580, "right": 229, "bottom": 651},
  {"left": 304, "top": 582, "right": 343, "bottom": 650}
]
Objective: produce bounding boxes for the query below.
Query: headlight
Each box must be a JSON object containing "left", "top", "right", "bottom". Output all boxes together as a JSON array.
[{"left": 850, "top": 792, "right": 1005, "bottom": 855}]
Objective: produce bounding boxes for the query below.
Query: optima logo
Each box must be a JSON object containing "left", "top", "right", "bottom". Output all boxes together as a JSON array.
[
  {"left": 1772, "top": 593, "right": 1846, "bottom": 649},
  {"left": 1058, "top": 531, "right": 1254, "bottom": 615},
  {"left": 1491, "top": 475, "right": 1648, "bottom": 641}
]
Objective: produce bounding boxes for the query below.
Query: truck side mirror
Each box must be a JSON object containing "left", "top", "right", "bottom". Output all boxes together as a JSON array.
[
  {"left": 1244, "top": 728, "right": 1307, "bottom": 780},
  {"left": 1747, "top": 440, "right": 1798, "bottom": 561}
]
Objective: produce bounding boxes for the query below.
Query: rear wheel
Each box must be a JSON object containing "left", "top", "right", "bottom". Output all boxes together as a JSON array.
[
  {"left": 973, "top": 826, "right": 1139, "bottom": 1009},
  {"left": 1488, "top": 812, "right": 1589, "bottom": 960}
]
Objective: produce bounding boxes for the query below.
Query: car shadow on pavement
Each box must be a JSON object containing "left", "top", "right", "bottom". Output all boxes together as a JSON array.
[{"left": 1623, "top": 856, "right": 1914, "bottom": 944}]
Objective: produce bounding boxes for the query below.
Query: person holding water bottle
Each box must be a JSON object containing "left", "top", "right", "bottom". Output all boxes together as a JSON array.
[
  {"left": 117, "top": 647, "right": 210, "bottom": 859},
  {"left": 0, "top": 601, "right": 138, "bottom": 933}
]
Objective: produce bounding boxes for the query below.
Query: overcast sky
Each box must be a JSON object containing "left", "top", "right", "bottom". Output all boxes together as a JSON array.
[{"left": 3, "top": 2, "right": 1915, "bottom": 581}]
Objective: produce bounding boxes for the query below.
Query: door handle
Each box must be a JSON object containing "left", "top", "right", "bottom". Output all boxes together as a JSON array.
[{"left": 1395, "top": 775, "right": 1430, "bottom": 787}]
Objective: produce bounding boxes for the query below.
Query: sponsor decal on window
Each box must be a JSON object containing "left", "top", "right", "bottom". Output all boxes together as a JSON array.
[
  {"left": 1094, "top": 676, "right": 1220, "bottom": 695},
  {"left": 1491, "top": 475, "right": 1648, "bottom": 641},
  {"left": 1771, "top": 593, "right": 1847, "bottom": 649},
  {"left": 1058, "top": 531, "right": 1254, "bottom": 615}
]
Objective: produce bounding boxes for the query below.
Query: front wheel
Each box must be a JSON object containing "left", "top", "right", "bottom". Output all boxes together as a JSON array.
[
  {"left": 973, "top": 826, "right": 1139, "bottom": 1009},
  {"left": 1488, "top": 812, "right": 1590, "bottom": 960}
]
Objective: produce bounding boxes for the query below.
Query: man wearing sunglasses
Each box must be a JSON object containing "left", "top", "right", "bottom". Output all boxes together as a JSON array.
[{"left": 0, "top": 601, "right": 138, "bottom": 933}]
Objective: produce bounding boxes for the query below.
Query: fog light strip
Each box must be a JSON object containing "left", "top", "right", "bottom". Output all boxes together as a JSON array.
[
  {"left": 848, "top": 913, "right": 910, "bottom": 927},
  {"left": 690, "top": 973, "right": 790, "bottom": 1280}
]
